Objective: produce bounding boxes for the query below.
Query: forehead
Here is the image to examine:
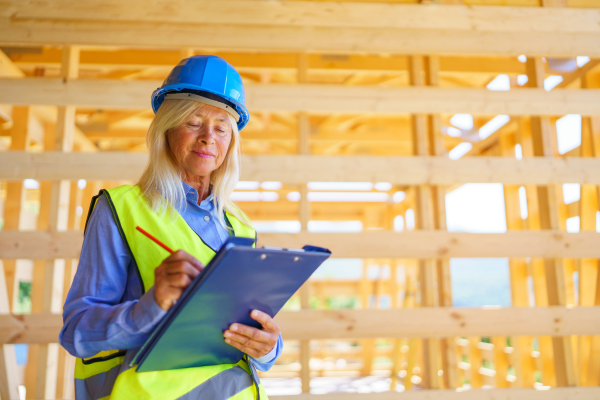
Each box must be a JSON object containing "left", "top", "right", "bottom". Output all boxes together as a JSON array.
[{"left": 191, "top": 104, "right": 230, "bottom": 122}]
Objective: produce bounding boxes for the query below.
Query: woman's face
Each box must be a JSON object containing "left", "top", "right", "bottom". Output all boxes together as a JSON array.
[{"left": 167, "top": 104, "right": 233, "bottom": 181}]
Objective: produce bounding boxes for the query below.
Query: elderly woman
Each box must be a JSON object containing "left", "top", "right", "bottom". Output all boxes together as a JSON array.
[{"left": 60, "top": 55, "right": 282, "bottom": 400}]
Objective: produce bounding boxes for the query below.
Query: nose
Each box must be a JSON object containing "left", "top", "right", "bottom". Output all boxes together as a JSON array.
[{"left": 196, "top": 124, "right": 217, "bottom": 144}]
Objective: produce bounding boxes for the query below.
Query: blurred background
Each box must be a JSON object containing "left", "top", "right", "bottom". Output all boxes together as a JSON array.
[{"left": 1, "top": 0, "right": 600, "bottom": 399}]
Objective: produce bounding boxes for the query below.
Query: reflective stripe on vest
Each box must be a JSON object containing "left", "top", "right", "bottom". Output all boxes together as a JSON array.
[
  {"left": 75, "top": 364, "right": 121, "bottom": 400},
  {"left": 76, "top": 185, "right": 263, "bottom": 400}
]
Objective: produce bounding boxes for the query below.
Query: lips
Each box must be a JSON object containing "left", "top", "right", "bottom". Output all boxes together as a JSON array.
[{"left": 192, "top": 150, "right": 215, "bottom": 158}]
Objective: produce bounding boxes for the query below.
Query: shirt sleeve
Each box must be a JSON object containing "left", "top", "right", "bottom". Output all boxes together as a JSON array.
[
  {"left": 59, "top": 194, "right": 168, "bottom": 359},
  {"left": 249, "top": 333, "right": 283, "bottom": 372}
]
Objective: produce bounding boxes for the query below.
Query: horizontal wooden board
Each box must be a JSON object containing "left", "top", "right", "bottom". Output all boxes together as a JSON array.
[
  {"left": 258, "top": 231, "right": 600, "bottom": 258},
  {"left": 2, "top": 230, "right": 600, "bottom": 259},
  {"left": 3, "top": 152, "right": 600, "bottom": 185},
  {"left": 269, "top": 387, "right": 600, "bottom": 400},
  {"left": 275, "top": 307, "right": 600, "bottom": 339},
  {"left": 3, "top": 1, "right": 599, "bottom": 32},
  {"left": 1, "top": 307, "right": 599, "bottom": 345},
  {"left": 2, "top": 78, "right": 600, "bottom": 115},
  {"left": 1, "top": 1, "right": 599, "bottom": 56},
  {"left": 11, "top": 49, "right": 528, "bottom": 75}
]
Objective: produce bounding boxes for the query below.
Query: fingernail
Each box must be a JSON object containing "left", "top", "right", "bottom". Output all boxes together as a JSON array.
[
  {"left": 225, "top": 339, "right": 231, "bottom": 344},
  {"left": 224, "top": 331, "right": 231, "bottom": 337},
  {"left": 252, "top": 310, "right": 259, "bottom": 317},
  {"left": 231, "top": 324, "right": 238, "bottom": 331}
]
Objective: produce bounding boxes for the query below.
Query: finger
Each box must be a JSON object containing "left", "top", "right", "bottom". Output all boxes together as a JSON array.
[
  {"left": 224, "top": 327, "right": 276, "bottom": 349},
  {"left": 223, "top": 331, "right": 273, "bottom": 354},
  {"left": 164, "top": 250, "right": 204, "bottom": 271},
  {"left": 228, "top": 323, "right": 274, "bottom": 343},
  {"left": 224, "top": 337, "right": 265, "bottom": 359},
  {"left": 163, "top": 261, "right": 201, "bottom": 279},
  {"left": 162, "top": 273, "right": 193, "bottom": 288},
  {"left": 249, "top": 310, "right": 280, "bottom": 334}
]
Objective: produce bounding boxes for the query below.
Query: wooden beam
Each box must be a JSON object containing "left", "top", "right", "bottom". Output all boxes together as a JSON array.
[
  {"left": 34, "top": 45, "right": 79, "bottom": 400},
  {"left": 1, "top": 307, "right": 599, "bottom": 344},
  {"left": 0, "top": 261, "right": 19, "bottom": 400},
  {"left": 10, "top": 48, "right": 527, "bottom": 75},
  {"left": 1, "top": 1, "right": 599, "bottom": 56},
  {"left": 2, "top": 78, "right": 600, "bottom": 115},
  {"left": 296, "top": 52, "right": 312, "bottom": 394},
  {"left": 0, "top": 50, "right": 97, "bottom": 152},
  {"left": 269, "top": 387, "right": 600, "bottom": 400},
  {"left": 5, "top": 152, "right": 600, "bottom": 185},
  {"left": 527, "top": 56, "right": 576, "bottom": 387},
  {"left": 4, "top": 1, "right": 599, "bottom": 32},
  {"left": 0, "top": 105, "right": 31, "bottom": 400},
  {"left": 2, "top": 230, "right": 600, "bottom": 259},
  {"left": 276, "top": 307, "right": 600, "bottom": 339},
  {"left": 3, "top": 106, "right": 32, "bottom": 312},
  {"left": 409, "top": 55, "right": 440, "bottom": 389},
  {"left": 557, "top": 60, "right": 600, "bottom": 89}
]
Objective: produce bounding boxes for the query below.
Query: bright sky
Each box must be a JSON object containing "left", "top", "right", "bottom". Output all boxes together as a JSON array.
[{"left": 445, "top": 183, "right": 507, "bottom": 233}]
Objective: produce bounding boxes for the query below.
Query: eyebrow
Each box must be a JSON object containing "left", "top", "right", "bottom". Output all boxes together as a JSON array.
[{"left": 193, "top": 113, "right": 228, "bottom": 123}]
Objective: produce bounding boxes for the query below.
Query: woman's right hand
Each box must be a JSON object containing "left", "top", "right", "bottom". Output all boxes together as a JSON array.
[{"left": 154, "top": 250, "right": 204, "bottom": 311}]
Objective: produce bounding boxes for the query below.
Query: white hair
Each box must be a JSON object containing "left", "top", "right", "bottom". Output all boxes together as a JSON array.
[{"left": 138, "top": 98, "right": 251, "bottom": 230}]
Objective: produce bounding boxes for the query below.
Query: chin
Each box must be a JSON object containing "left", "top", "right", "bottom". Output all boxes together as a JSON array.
[{"left": 189, "top": 165, "right": 218, "bottom": 177}]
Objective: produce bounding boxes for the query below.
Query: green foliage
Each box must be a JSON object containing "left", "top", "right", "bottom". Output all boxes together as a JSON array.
[
  {"left": 15, "top": 281, "right": 32, "bottom": 314},
  {"left": 281, "top": 296, "right": 300, "bottom": 311},
  {"left": 324, "top": 296, "right": 358, "bottom": 310}
]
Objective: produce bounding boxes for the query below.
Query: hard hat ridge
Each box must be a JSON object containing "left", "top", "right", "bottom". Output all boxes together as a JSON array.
[{"left": 151, "top": 55, "right": 250, "bottom": 130}]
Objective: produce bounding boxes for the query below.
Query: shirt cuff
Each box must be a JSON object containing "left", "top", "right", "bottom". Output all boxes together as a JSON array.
[
  {"left": 252, "top": 342, "right": 278, "bottom": 364},
  {"left": 134, "top": 286, "right": 168, "bottom": 329}
]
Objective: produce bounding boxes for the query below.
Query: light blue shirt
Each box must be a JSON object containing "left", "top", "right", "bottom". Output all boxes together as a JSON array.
[{"left": 59, "top": 182, "right": 282, "bottom": 371}]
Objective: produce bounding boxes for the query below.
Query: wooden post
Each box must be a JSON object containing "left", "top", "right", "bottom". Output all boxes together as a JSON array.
[
  {"left": 360, "top": 207, "right": 382, "bottom": 377},
  {"left": 519, "top": 117, "right": 558, "bottom": 388},
  {"left": 578, "top": 67, "right": 600, "bottom": 387},
  {"left": 499, "top": 129, "right": 533, "bottom": 388},
  {"left": 25, "top": 178, "right": 51, "bottom": 399},
  {"left": 35, "top": 45, "right": 79, "bottom": 400},
  {"left": 360, "top": 260, "right": 375, "bottom": 377},
  {"left": 0, "top": 105, "right": 32, "bottom": 400},
  {"left": 54, "top": 181, "right": 82, "bottom": 399},
  {"left": 389, "top": 259, "right": 402, "bottom": 390},
  {"left": 426, "top": 56, "right": 458, "bottom": 390},
  {"left": 468, "top": 337, "right": 483, "bottom": 388},
  {"left": 409, "top": 55, "right": 441, "bottom": 389},
  {"left": 403, "top": 260, "right": 419, "bottom": 390},
  {"left": 526, "top": 57, "right": 576, "bottom": 387},
  {"left": 4, "top": 106, "right": 32, "bottom": 311},
  {"left": 297, "top": 52, "right": 312, "bottom": 394},
  {"left": 0, "top": 261, "right": 20, "bottom": 400}
]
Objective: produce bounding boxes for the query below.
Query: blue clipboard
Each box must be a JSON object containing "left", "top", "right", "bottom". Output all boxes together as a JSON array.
[{"left": 131, "top": 236, "right": 330, "bottom": 372}]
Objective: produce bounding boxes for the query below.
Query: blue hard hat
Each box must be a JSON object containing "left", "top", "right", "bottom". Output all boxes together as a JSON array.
[{"left": 151, "top": 55, "right": 250, "bottom": 131}]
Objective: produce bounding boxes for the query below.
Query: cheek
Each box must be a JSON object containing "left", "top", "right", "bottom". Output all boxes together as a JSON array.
[
  {"left": 168, "top": 130, "right": 191, "bottom": 156},
  {"left": 217, "top": 137, "right": 232, "bottom": 160}
]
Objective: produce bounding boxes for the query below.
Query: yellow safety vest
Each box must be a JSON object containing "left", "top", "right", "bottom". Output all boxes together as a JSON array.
[{"left": 74, "top": 185, "right": 268, "bottom": 400}]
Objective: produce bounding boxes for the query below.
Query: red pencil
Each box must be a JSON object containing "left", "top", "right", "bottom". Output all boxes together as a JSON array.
[{"left": 136, "top": 226, "right": 175, "bottom": 254}]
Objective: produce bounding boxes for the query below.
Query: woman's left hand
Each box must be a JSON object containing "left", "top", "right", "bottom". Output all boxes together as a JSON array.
[{"left": 223, "top": 310, "right": 280, "bottom": 359}]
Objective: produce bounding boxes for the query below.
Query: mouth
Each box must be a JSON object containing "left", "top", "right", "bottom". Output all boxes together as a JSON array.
[{"left": 192, "top": 150, "right": 215, "bottom": 159}]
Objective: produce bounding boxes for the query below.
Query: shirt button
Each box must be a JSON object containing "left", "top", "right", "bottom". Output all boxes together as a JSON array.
[{"left": 204, "top": 216, "right": 210, "bottom": 221}]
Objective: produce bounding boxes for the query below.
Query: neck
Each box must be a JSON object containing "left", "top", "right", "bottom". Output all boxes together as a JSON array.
[{"left": 183, "top": 173, "right": 211, "bottom": 204}]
